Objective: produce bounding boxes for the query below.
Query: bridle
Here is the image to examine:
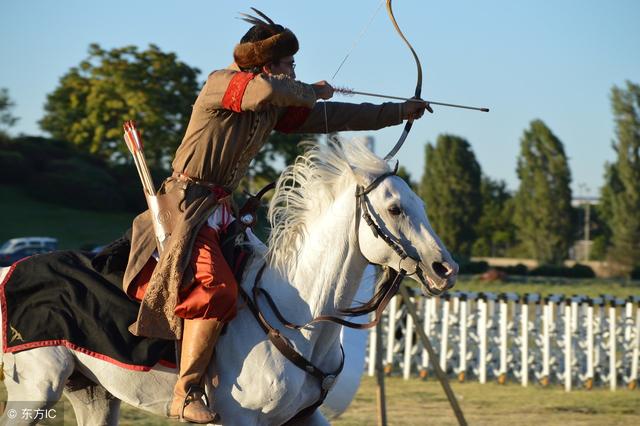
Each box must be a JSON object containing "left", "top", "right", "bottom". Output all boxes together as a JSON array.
[
  {"left": 239, "top": 166, "right": 424, "bottom": 423},
  {"left": 355, "top": 162, "right": 421, "bottom": 278},
  {"left": 252, "top": 164, "right": 422, "bottom": 331}
]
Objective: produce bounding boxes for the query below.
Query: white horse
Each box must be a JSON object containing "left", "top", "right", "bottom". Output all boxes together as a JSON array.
[{"left": 0, "top": 139, "right": 457, "bottom": 425}]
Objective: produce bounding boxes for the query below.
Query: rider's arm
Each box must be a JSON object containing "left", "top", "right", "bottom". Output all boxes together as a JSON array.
[
  {"left": 274, "top": 101, "right": 404, "bottom": 134},
  {"left": 196, "top": 70, "right": 316, "bottom": 113}
]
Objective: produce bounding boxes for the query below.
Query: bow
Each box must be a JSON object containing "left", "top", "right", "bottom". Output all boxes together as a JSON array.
[{"left": 383, "top": 0, "right": 423, "bottom": 161}]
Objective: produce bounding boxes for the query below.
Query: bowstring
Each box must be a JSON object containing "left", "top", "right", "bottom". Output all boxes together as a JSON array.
[{"left": 323, "top": 0, "right": 385, "bottom": 137}]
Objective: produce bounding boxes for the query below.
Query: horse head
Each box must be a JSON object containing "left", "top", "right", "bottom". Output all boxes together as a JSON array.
[{"left": 350, "top": 148, "right": 458, "bottom": 296}]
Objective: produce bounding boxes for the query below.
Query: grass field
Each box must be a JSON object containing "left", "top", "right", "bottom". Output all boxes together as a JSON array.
[
  {"left": 0, "top": 184, "right": 134, "bottom": 250},
  {"left": 440, "top": 277, "right": 640, "bottom": 299},
  {"left": 2, "top": 376, "right": 638, "bottom": 425},
  {"left": 332, "top": 376, "right": 640, "bottom": 426}
]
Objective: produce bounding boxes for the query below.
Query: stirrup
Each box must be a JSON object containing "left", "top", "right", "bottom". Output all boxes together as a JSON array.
[{"left": 178, "top": 385, "right": 217, "bottom": 424}]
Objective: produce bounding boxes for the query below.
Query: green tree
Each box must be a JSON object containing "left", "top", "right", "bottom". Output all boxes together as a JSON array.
[
  {"left": 420, "top": 134, "right": 482, "bottom": 256},
  {"left": 514, "top": 120, "right": 573, "bottom": 264},
  {"left": 472, "top": 176, "right": 516, "bottom": 257},
  {"left": 39, "top": 43, "right": 200, "bottom": 166},
  {"left": 600, "top": 81, "right": 640, "bottom": 276},
  {"left": 0, "top": 88, "right": 19, "bottom": 136}
]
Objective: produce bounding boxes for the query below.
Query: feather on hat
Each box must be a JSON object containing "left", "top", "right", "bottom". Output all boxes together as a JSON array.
[{"left": 233, "top": 8, "right": 299, "bottom": 69}]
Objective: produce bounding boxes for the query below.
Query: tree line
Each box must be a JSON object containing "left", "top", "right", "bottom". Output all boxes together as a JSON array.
[
  {"left": 1, "top": 44, "right": 638, "bottom": 277},
  {"left": 418, "top": 82, "right": 640, "bottom": 278}
]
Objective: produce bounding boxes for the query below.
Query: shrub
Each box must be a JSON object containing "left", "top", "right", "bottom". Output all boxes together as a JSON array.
[
  {"left": 458, "top": 260, "right": 489, "bottom": 274},
  {"left": 25, "top": 158, "right": 125, "bottom": 211},
  {"left": 0, "top": 150, "right": 32, "bottom": 183},
  {"left": 497, "top": 263, "right": 528, "bottom": 276},
  {"left": 569, "top": 263, "right": 596, "bottom": 278},
  {"left": 529, "top": 263, "right": 595, "bottom": 278},
  {"left": 9, "top": 136, "right": 78, "bottom": 171}
]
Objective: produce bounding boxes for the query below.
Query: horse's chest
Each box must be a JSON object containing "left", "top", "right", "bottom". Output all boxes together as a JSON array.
[{"left": 238, "top": 343, "right": 318, "bottom": 404}]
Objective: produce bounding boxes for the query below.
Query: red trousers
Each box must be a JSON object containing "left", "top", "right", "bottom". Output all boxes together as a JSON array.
[{"left": 130, "top": 225, "right": 238, "bottom": 322}]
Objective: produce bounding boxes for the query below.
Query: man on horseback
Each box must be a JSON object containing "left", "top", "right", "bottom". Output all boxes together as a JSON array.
[{"left": 123, "top": 9, "right": 429, "bottom": 423}]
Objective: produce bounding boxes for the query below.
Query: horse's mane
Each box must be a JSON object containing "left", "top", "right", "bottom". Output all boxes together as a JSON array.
[{"left": 267, "top": 138, "right": 390, "bottom": 276}]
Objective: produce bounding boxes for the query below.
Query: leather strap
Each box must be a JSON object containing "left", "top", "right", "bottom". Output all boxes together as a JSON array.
[
  {"left": 255, "top": 265, "right": 406, "bottom": 330},
  {"left": 239, "top": 283, "right": 344, "bottom": 423},
  {"left": 172, "top": 172, "right": 231, "bottom": 195}
]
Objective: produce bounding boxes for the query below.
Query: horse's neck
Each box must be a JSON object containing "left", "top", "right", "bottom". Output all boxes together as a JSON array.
[{"left": 262, "top": 188, "right": 368, "bottom": 350}]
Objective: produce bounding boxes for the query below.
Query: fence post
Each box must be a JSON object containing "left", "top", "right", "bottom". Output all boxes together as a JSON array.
[
  {"left": 595, "top": 297, "right": 604, "bottom": 375},
  {"left": 609, "top": 300, "right": 617, "bottom": 391},
  {"left": 624, "top": 299, "right": 633, "bottom": 343},
  {"left": 541, "top": 297, "right": 550, "bottom": 386},
  {"left": 420, "top": 297, "right": 433, "bottom": 378},
  {"left": 631, "top": 298, "right": 640, "bottom": 390},
  {"left": 403, "top": 293, "right": 415, "bottom": 380},
  {"left": 385, "top": 296, "right": 398, "bottom": 373},
  {"left": 521, "top": 294, "right": 529, "bottom": 387},
  {"left": 564, "top": 302, "right": 572, "bottom": 392},
  {"left": 586, "top": 299, "right": 594, "bottom": 389},
  {"left": 498, "top": 294, "right": 508, "bottom": 384},
  {"left": 440, "top": 295, "right": 450, "bottom": 373},
  {"left": 370, "top": 289, "right": 633, "bottom": 392},
  {"left": 571, "top": 297, "right": 579, "bottom": 333},
  {"left": 458, "top": 294, "right": 468, "bottom": 382},
  {"left": 478, "top": 294, "right": 487, "bottom": 384}
]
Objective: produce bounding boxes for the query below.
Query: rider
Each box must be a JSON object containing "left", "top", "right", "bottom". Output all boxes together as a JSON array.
[{"left": 123, "top": 9, "right": 429, "bottom": 424}]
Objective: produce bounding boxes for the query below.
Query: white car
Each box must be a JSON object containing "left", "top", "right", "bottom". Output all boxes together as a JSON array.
[{"left": 0, "top": 236, "right": 58, "bottom": 265}]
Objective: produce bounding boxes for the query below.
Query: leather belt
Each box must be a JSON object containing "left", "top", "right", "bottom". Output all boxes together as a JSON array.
[{"left": 172, "top": 172, "right": 230, "bottom": 196}]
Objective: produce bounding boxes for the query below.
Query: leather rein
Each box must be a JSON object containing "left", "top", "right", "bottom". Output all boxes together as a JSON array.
[
  {"left": 238, "top": 167, "right": 422, "bottom": 422},
  {"left": 254, "top": 163, "right": 421, "bottom": 332}
]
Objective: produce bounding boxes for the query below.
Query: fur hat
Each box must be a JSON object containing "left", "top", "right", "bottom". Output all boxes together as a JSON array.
[{"left": 233, "top": 8, "right": 299, "bottom": 69}]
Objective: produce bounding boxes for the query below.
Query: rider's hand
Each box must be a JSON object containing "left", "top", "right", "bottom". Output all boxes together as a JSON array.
[
  {"left": 402, "top": 98, "right": 432, "bottom": 120},
  {"left": 312, "top": 81, "right": 334, "bottom": 100}
]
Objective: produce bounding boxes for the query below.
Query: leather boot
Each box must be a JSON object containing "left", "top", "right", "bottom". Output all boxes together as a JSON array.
[{"left": 169, "top": 318, "right": 223, "bottom": 423}]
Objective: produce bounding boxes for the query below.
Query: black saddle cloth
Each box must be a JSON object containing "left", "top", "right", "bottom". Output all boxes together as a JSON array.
[{"left": 0, "top": 236, "right": 175, "bottom": 370}]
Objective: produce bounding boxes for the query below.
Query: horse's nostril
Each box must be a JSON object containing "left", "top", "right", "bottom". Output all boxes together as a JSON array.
[{"left": 432, "top": 261, "right": 450, "bottom": 279}]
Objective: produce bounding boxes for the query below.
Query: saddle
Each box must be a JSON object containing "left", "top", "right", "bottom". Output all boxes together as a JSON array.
[{"left": 218, "top": 182, "right": 275, "bottom": 280}]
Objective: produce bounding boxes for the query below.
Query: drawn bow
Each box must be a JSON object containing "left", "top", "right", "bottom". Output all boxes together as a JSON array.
[
  {"left": 383, "top": 0, "right": 422, "bottom": 160},
  {"left": 332, "top": 1, "right": 488, "bottom": 159}
]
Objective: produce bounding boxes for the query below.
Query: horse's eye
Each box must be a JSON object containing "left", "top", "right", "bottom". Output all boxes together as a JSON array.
[{"left": 388, "top": 206, "right": 402, "bottom": 216}]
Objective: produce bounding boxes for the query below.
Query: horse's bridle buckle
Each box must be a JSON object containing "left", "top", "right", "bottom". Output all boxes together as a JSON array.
[{"left": 322, "top": 375, "right": 337, "bottom": 391}]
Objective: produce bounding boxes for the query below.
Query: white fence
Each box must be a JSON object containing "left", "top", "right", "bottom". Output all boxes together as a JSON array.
[{"left": 366, "top": 291, "right": 640, "bottom": 391}]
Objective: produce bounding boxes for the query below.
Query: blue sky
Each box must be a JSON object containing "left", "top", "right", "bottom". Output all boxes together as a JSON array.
[{"left": 2, "top": 0, "right": 639, "bottom": 196}]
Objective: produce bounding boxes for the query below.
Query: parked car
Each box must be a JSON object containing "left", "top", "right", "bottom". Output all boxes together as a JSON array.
[{"left": 0, "top": 237, "right": 58, "bottom": 266}]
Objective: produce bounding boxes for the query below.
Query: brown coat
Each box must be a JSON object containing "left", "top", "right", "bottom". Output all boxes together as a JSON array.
[{"left": 124, "top": 64, "right": 404, "bottom": 339}]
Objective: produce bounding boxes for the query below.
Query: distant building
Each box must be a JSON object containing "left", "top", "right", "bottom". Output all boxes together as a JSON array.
[
  {"left": 571, "top": 196, "right": 599, "bottom": 207},
  {"left": 570, "top": 195, "right": 599, "bottom": 261}
]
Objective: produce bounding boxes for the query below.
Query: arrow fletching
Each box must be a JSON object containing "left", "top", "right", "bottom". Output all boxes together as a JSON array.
[{"left": 123, "top": 120, "right": 144, "bottom": 153}]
